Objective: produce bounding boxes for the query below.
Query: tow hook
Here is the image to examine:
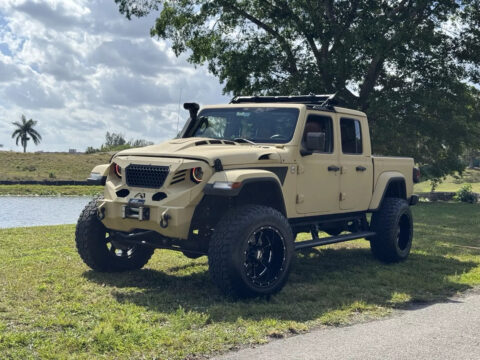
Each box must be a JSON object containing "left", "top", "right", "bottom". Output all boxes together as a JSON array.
[{"left": 160, "top": 210, "right": 171, "bottom": 228}]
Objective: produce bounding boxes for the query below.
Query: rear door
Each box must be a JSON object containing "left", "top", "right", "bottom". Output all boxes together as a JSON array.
[
  {"left": 296, "top": 113, "right": 340, "bottom": 214},
  {"left": 338, "top": 117, "right": 373, "bottom": 210}
]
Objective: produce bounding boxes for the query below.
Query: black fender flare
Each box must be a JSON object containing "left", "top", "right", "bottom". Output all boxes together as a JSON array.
[{"left": 203, "top": 177, "right": 287, "bottom": 216}]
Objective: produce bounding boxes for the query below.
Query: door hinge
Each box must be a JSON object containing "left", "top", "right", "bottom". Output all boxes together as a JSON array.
[{"left": 339, "top": 192, "right": 346, "bottom": 201}]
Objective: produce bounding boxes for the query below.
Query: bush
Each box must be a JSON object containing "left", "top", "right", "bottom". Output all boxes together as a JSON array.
[
  {"left": 455, "top": 184, "right": 478, "bottom": 203},
  {"left": 48, "top": 172, "right": 56, "bottom": 179},
  {"left": 85, "top": 132, "right": 153, "bottom": 154},
  {"left": 85, "top": 146, "right": 99, "bottom": 154}
]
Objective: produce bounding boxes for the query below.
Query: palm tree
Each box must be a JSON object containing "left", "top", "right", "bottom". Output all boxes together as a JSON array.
[{"left": 11, "top": 115, "right": 42, "bottom": 153}]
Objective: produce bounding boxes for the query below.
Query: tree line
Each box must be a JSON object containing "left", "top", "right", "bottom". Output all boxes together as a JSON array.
[{"left": 85, "top": 132, "right": 154, "bottom": 153}]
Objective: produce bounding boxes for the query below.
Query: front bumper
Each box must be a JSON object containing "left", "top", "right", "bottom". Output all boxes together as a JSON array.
[
  {"left": 99, "top": 198, "right": 198, "bottom": 239},
  {"left": 98, "top": 156, "right": 211, "bottom": 239}
]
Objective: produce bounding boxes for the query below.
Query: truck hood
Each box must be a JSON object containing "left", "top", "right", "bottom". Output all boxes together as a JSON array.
[{"left": 115, "top": 137, "right": 284, "bottom": 166}]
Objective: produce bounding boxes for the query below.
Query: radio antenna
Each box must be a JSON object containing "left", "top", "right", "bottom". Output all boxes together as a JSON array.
[{"left": 175, "top": 87, "right": 183, "bottom": 135}]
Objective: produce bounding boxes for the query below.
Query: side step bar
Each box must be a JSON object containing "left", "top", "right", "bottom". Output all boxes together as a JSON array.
[{"left": 294, "top": 231, "right": 376, "bottom": 251}]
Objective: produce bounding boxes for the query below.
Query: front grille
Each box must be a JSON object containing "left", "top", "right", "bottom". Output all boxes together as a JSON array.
[{"left": 125, "top": 164, "right": 170, "bottom": 188}]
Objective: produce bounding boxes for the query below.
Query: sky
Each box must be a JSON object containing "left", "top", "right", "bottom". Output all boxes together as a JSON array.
[{"left": 0, "top": 0, "right": 229, "bottom": 152}]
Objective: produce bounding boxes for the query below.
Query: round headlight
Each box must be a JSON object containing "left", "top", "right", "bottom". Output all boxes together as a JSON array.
[
  {"left": 113, "top": 163, "right": 122, "bottom": 178},
  {"left": 191, "top": 167, "right": 203, "bottom": 183}
]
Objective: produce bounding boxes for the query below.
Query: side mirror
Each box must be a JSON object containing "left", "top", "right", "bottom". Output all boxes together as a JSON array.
[{"left": 306, "top": 132, "right": 325, "bottom": 152}]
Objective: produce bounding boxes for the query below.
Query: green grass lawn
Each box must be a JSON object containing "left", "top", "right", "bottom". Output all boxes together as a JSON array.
[
  {"left": 0, "top": 152, "right": 111, "bottom": 181},
  {"left": 0, "top": 185, "right": 103, "bottom": 197},
  {"left": 1, "top": 203, "right": 479, "bottom": 359},
  {"left": 414, "top": 168, "right": 480, "bottom": 193}
]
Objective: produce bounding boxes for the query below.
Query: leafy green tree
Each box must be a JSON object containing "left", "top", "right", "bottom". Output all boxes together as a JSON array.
[
  {"left": 85, "top": 146, "right": 98, "bottom": 154},
  {"left": 11, "top": 115, "right": 42, "bottom": 153},
  {"left": 86, "top": 132, "right": 154, "bottom": 153},
  {"left": 115, "top": 0, "right": 480, "bottom": 180},
  {"left": 104, "top": 132, "right": 127, "bottom": 148},
  {"left": 130, "top": 139, "right": 154, "bottom": 147}
]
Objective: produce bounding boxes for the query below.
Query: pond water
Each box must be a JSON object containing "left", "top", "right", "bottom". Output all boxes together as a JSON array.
[{"left": 0, "top": 196, "right": 92, "bottom": 228}]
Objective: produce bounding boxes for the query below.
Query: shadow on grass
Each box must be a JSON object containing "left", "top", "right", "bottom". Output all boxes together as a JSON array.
[{"left": 83, "top": 246, "right": 476, "bottom": 323}]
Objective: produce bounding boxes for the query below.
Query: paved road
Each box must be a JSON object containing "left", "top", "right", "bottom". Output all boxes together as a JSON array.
[{"left": 215, "top": 292, "right": 480, "bottom": 360}]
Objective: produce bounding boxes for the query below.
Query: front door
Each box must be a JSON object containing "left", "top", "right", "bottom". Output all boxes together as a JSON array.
[{"left": 296, "top": 114, "right": 340, "bottom": 214}]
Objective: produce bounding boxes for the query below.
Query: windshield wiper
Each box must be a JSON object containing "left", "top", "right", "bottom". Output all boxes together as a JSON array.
[{"left": 233, "top": 138, "right": 256, "bottom": 145}]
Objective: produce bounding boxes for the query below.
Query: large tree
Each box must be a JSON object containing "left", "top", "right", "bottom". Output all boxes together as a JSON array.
[
  {"left": 11, "top": 115, "right": 42, "bottom": 153},
  {"left": 115, "top": 0, "right": 480, "bottom": 179}
]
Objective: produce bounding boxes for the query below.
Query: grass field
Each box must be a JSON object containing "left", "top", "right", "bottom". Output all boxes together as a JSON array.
[
  {"left": 414, "top": 169, "right": 480, "bottom": 193},
  {"left": 0, "top": 203, "right": 479, "bottom": 359},
  {"left": 0, "top": 185, "right": 104, "bottom": 196},
  {"left": 0, "top": 152, "right": 111, "bottom": 181}
]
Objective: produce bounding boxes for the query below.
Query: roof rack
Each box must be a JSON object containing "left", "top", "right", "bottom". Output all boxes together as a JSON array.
[{"left": 230, "top": 93, "right": 338, "bottom": 109}]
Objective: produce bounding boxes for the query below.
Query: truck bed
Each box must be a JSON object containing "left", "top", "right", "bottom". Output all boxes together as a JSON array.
[{"left": 372, "top": 156, "right": 414, "bottom": 198}]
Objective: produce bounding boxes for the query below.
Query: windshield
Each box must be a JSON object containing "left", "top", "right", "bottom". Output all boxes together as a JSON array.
[{"left": 184, "top": 107, "right": 299, "bottom": 144}]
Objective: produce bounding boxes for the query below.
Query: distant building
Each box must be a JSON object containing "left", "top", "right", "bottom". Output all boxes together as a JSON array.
[{"left": 69, "top": 149, "right": 77, "bottom": 153}]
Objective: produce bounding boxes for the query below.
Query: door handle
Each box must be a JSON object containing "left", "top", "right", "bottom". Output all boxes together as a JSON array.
[
  {"left": 356, "top": 166, "right": 367, "bottom": 172},
  {"left": 328, "top": 165, "right": 340, "bottom": 172}
]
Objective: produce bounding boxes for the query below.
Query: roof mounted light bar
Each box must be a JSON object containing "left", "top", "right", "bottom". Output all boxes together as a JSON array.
[{"left": 230, "top": 93, "right": 338, "bottom": 107}]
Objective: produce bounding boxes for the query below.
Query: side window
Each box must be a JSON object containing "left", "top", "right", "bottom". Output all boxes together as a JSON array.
[
  {"left": 303, "top": 115, "right": 334, "bottom": 153},
  {"left": 340, "top": 118, "right": 363, "bottom": 154}
]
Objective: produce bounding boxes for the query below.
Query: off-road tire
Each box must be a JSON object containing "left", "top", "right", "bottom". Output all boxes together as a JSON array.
[
  {"left": 208, "top": 205, "right": 294, "bottom": 298},
  {"left": 75, "top": 196, "right": 154, "bottom": 272},
  {"left": 370, "top": 198, "right": 413, "bottom": 263}
]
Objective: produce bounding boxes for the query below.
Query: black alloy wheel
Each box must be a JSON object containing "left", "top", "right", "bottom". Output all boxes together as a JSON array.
[
  {"left": 208, "top": 204, "right": 294, "bottom": 298},
  {"left": 243, "top": 226, "right": 287, "bottom": 288}
]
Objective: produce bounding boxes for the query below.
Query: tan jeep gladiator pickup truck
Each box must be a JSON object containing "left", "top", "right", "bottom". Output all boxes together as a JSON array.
[{"left": 76, "top": 94, "right": 420, "bottom": 298}]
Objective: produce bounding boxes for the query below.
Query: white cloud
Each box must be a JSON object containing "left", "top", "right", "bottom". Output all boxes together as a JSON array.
[
  {"left": 0, "top": 0, "right": 229, "bottom": 151},
  {"left": 4, "top": 76, "right": 65, "bottom": 108}
]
